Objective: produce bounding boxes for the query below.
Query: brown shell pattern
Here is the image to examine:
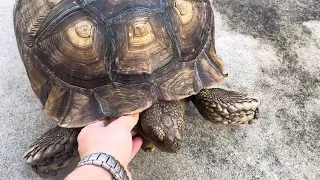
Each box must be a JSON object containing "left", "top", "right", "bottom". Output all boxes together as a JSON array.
[{"left": 14, "top": 0, "right": 227, "bottom": 128}]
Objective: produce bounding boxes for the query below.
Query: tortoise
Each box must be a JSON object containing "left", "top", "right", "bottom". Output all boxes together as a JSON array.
[{"left": 13, "top": 0, "right": 260, "bottom": 177}]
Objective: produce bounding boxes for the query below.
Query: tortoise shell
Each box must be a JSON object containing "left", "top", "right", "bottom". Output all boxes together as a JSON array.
[{"left": 14, "top": 0, "right": 226, "bottom": 128}]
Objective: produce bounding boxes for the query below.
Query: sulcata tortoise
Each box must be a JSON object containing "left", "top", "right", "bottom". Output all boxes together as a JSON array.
[{"left": 14, "top": 0, "right": 260, "bottom": 177}]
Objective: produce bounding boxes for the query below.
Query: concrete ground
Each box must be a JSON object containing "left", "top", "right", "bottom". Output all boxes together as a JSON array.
[{"left": 1, "top": 0, "right": 319, "bottom": 180}]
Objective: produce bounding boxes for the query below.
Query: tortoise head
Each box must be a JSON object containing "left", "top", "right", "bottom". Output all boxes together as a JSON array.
[
  {"left": 140, "top": 124, "right": 183, "bottom": 153},
  {"left": 138, "top": 100, "right": 186, "bottom": 153}
]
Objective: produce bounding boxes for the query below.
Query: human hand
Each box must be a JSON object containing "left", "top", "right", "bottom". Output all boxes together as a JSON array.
[{"left": 77, "top": 114, "right": 143, "bottom": 170}]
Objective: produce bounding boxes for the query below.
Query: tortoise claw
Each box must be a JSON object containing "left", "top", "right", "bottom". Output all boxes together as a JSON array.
[{"left": 142, "top": 141, "right": 157, "bottom": 152}]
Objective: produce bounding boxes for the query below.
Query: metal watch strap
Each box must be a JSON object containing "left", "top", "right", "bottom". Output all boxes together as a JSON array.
[{"left": 77, "top": 153, "right": 129, "bottom": 180}]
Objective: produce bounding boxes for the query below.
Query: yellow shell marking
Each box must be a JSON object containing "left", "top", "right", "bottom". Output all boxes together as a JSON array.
[
  {"left": 129, "top": 21, "right": 156, "bottom": 50},
  {"left": 174, "top": 0, "right": 193, "bottom": 25},
  {"left": 47, "top": 0, "right": 62, "bottom": 6},
  {"left": 67, "top": 21, "right": 93, "bottom": 47}
]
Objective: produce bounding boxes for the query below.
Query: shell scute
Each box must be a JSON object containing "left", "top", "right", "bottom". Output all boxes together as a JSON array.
[{"left": 14, "top": 0, "right": 226, "bottom": 127}]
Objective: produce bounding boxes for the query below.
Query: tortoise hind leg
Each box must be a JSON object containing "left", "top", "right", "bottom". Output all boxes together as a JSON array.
[
  {"left": 138, "top": 100, "right": 188, "bottom": 153},
  {"left": 192, "top": 88, "right": 259, "bottom": 124},
  {"left": 24, "top": 126, "right": 81, "bottom": 177}
]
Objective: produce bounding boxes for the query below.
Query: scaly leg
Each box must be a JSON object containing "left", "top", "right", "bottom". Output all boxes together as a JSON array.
[
  {"left": 24, "top": 126, "right": 81, "bottom": 177},
  {"left": 192, "top": 88, "right": 259, "bottom": 124}
]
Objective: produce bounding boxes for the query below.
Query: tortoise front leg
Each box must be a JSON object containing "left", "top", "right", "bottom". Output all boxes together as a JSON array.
[
  {"left": 138, "top": 100, "right": 188, "bottom": 153},
  {"left": 192, "top": 88, "right": 259, "bottom": 124},
  {"left": 24, "top": 126, "right": 81, "bottom": 177}
]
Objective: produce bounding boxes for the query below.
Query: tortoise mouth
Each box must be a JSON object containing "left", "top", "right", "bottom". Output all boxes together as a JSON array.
[{"left": 141, "top": 140, "right": 181, "bottom": 153}]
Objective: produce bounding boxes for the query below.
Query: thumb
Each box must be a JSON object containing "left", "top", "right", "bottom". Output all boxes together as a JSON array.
[{"left": 130, "top": 136, "right": 143, "bottom": 161}]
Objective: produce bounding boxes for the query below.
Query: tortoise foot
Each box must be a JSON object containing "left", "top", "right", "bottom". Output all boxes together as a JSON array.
[
  {"left": 24, "top": 126, "right": 81, "bottom": 177},
  {"left": 141, "top": 140, "right": 157, "bottom": 152},
  {"left": 192, "top": 88, "right": 260, "bottom": 125},
  {"left": 138, "top": 100, "right": 188, "bottom": 153}
]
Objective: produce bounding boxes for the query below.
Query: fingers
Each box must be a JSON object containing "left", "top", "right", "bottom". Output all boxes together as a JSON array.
[
  {"left": 127, "top": 171, "right": 132, "bottom": 180},
  {"left": 130, "top": 136, "right": 143, "bottom": 161},
  {"left": 131, "top": 130, "right": 137, "bottom": 137},
  {"left": 86, "top": 120, "right": 106, "bottom": 128},
  {"left": 131, "top": 126, "right": 138, "bottom": 137},
  {"left": 110, "top": 113, "right": 140, "bottom": 131},
  {"left": 87, "top": 114, "right": 138, "bottom": 129}
]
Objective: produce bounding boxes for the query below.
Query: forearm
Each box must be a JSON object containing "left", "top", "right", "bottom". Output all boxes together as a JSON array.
[{"left": 65, "top": 165, "right": 113, "bottom": 180}]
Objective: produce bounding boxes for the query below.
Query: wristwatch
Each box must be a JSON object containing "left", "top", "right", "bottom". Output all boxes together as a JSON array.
[{"left": 77, "top": 152, "right": 129, "bottom": 180}]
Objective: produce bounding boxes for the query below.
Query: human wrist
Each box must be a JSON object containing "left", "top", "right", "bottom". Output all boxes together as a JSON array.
[
  {"left": 77, "top": 152, "right": 129, "bottom": 180},
  {"left": 79, "top": 151, "right": 128, "bottom": 170},
  {"left": 66, "top": 165, "right": 113, "bottom": 180}
]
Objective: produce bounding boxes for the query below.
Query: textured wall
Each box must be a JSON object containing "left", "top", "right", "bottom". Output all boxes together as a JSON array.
[{"left": 0, "top": 0, "right": 319, "bottom": 180}]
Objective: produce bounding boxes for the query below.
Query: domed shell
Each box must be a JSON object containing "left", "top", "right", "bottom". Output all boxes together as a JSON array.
[{"left": 14, "top": 0, "right": 226, "bottom": 128}]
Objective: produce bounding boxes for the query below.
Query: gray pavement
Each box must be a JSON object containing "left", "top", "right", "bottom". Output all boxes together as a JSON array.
[{"left": 1, "top": 0, "right": 319, "bottom": 180}]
